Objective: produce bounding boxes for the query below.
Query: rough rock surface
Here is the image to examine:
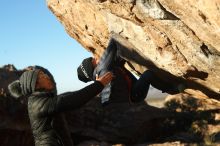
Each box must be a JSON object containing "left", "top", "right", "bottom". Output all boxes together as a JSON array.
[
  {"left": 0, "top": 65, "right": 34, "bottom": 146},
  {"left": 47, "top": 0, "right": 220, "bottom": 99},
  {"left": 164, "top": 89, "right": 220, "bottom": 145}
]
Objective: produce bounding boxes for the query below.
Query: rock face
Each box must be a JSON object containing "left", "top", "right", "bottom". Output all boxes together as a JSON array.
[
  {"left": 0, "top": 65, "right": 34, "bottom": 146},
  {"left": 165, "top": 89, "right": 220, "bottom": 145},
  {"left": 47, "top": 0, "right": 220, "bottom": 99}
]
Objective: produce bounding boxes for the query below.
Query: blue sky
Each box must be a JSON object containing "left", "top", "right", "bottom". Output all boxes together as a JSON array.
[{"left": 0, "top": 0, "right": 92, "bottom": 93}]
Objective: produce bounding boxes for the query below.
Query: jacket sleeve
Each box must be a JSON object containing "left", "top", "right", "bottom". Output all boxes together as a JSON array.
[
  {"left": 29, "top": 81, "right": 104, "bottom": 117},
  {"left": 95, "top": 37, "right": 124, "bottom": 75},
  {"left": 54, "top": 81, "right": 104, "bottom": 112}
]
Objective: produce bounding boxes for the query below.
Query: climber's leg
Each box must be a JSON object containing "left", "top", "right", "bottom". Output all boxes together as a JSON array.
[
  {"left": 131, "top": 70, "right": 185, "bottom": 102},
  {"left": 131, "top": 70, "right": 152, "bottom": 102}
]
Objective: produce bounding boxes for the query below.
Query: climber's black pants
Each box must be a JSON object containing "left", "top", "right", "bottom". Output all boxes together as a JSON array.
[{"left": 131, "top": 70, "right": 178, "bottom": 102}]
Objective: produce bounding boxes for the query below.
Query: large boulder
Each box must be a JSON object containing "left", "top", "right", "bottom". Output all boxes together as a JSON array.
[{"left": 47, "top": 0, "right": 220, "bottom": 99}]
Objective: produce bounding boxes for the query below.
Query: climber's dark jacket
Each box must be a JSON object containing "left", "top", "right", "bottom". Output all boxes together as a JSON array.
[
  {"left": 28, "top": 81, "right": 103, "bottom": 146},
  {"left": 93, "top": 38, "right": 137, "bottom": 104}
]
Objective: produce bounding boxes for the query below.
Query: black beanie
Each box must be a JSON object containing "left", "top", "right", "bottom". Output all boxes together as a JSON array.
[
  {"left": 8, "top": 70, "right": 40, "bottom": 98},
  {"left": 77, "top": 57, "right": 94, "bottom": 83}
]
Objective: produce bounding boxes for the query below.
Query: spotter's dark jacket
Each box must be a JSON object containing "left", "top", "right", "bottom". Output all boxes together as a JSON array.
[{"left": 28, "top": 81, "right": 103, "bottom": 146}]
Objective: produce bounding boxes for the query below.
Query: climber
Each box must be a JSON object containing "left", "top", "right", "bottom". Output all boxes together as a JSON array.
[
  {"left": 8, "top": 66, "right": 113, "bottom": 146},
  {"left": 77, "top": 34, "right": 186, "bottom": 105}
]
